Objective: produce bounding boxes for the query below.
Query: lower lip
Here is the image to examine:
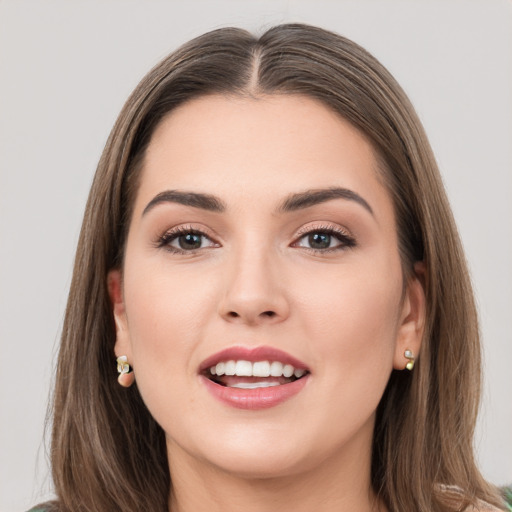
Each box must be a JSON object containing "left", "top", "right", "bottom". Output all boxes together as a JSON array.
[{"left": 201, "top": 375, "right": 309, "bottom": 410}]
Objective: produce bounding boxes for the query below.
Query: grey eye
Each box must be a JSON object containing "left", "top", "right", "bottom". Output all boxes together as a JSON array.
[
  {"left": 296, "top": 231, "right": 343, "bottom": 250},
  {"left": 174, "top": 233, "right": 204, "bottom": 250},
  {"left": 307, "top": 232, "right": 333, "bottom": 249}
]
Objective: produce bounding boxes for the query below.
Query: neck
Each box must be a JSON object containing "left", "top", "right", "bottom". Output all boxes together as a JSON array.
[{"left": 166, "top": 421, "right": 386, "bottom": 512}]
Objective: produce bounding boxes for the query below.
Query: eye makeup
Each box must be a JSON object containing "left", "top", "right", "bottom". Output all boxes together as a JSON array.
[{"left": 154, "top": 221, "right": 356, "bottom": 256}]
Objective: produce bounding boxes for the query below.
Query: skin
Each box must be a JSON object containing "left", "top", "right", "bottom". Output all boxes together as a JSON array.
[{"left": 109, "top": 94, "right": 425, "bottom": 512}]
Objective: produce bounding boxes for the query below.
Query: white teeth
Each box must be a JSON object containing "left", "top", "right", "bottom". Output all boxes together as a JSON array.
[
  {"left": 235, "top": 360, "right": 253, "bottom": 376},
  {"left": 215, "top": 362, "right": 225, "bottom": 376},
  {"left": 229, "top": 381, "right": 281, "bottom": 389},
  {"left": 283, "top": 364, "right": 294, "bottom": 378},
  {"left": 269, "top": 361, "right": 284, "bottom": 377},
  {"left": 208, "top": 359, "right": 307, "bottom": 378},
  {"left": 224, "top": 360, "right": 236, "bottom": 376},
  {"left": 253, "top": 361, "right": 270, "bottom": 377}
]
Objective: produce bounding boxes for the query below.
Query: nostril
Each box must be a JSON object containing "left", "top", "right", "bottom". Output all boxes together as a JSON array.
[{"left": 225, "top": 310, "right": 276, "bottom": 320}]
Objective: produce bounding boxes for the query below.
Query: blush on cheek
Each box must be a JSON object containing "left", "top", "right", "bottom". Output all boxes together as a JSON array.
[{"left": 302, "top": 273, "right": 401, "bottom": 370}]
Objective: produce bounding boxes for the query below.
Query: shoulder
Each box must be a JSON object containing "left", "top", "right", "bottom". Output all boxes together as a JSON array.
[
  {"left": 437, "top": 484, "right": 510, "bottom": 512},
  {"left": 464, "top": 504, "right": 505, "bottom": 512},
  {"left": 463, "top": 485, "right": 512, "bottom": 512},
  {"left": 500, "top": 485, "right": 512, "bottom": 511},
  {"left": 464, "top": 504, "right": 508, "bottom": 512},
  {"left": 26, "top": 503, "right": 58, "bottom": 512}
]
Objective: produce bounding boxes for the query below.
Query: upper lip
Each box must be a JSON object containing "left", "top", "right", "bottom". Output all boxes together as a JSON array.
[{"left": 199, "top": 345, "right": 309, "bottom": 373}]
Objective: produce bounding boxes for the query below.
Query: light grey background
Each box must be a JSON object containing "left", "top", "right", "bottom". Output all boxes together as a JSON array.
[{"left": 1, "top": 1, "right": 511, "bottom": 510}]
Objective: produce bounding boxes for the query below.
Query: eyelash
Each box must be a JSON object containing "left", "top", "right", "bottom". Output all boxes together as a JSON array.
[
  {"left": 155, "top": 225, "right": 218, "bottom": 254},
  {"left": 156, "top": 224, "right": 356, "bottom": 255},
  {"left": 293, "top": 224, "right": 357, "bottom": 253}
]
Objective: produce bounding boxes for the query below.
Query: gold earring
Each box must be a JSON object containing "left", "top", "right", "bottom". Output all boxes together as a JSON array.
[
  {"left": 404, "top": 349, "right": 415, "bottom": 371},
  {"left": 117, "top": 355, "right": 135, "bottom": 387}
]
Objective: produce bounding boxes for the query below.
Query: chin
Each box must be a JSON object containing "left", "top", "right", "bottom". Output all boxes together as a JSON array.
[
  {"left": 186, "top": 425, "right": 324, "bottom": 480},
  {"left": 208, "top": 450, "right": 308, "bottom": 480}
]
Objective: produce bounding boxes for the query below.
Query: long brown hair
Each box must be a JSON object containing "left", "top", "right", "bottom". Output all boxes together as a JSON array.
[{"left": 43, "top": 24, "right": 504, "bottom": 511}]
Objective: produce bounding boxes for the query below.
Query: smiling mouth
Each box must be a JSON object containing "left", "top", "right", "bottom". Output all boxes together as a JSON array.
[{"left": 204, "top": 360, "right": 309, "bottom": 388}]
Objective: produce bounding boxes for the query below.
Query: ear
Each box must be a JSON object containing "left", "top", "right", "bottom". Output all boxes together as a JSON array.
[
  {"left": 393, "top": 262, "right": 426, "bottom": 370},
  {"left": 107, "top": 269, "right": 132, "bottom": 361}
]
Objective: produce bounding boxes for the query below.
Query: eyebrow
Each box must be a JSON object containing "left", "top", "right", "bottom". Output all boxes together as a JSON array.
[
  {"left": 142, "top": 187, "right": 373, "bottom": 217},
  {"left": 142, "top": 190, "right": 226, "bottom": 216},
  {"left": 278, "top": 187, "right": 373, "bottom": 215}
]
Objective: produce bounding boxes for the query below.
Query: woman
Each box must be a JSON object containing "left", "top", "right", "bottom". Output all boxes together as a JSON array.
[{"left": 31, "top": 24, "right": 509, "bottom": 511}]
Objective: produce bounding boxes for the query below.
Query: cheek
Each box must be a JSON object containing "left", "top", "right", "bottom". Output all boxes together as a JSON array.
[
  {"left": 121, "top": 257, "right": 219, "bottom": 404},
  {"left": 125, "top": 254, "right": 217, "bottom": 338},
  {"left": 295, "top": 260, "right": 403, "bottom": 378}
]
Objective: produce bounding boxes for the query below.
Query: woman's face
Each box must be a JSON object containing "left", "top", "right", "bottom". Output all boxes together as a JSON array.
[{"left": 110, "top": 94, "right": 424, "bottom": 479}]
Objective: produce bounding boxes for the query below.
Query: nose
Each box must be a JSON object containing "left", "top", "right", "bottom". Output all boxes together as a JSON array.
[{"left": 218, "top": 244, "right": 290, "bottom": 326}]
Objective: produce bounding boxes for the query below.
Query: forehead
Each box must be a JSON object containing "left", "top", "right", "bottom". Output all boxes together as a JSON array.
[{"left": 135, "top": 94, "right": 391, "bottom": 218}]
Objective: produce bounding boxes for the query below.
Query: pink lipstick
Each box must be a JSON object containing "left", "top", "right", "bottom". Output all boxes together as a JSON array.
[{"left": 199, "top": 346, "right": 310, "bottom": 410}]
